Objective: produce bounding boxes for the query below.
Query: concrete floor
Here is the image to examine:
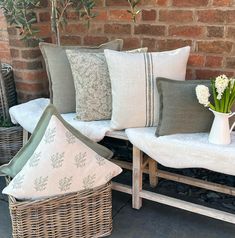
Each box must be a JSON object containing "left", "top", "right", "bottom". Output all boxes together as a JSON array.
[{"left": 1, "top": 177, "right": 235, "bottom": 238}]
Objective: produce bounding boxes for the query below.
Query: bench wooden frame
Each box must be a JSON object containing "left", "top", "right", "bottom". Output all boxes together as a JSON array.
[{"left": 23, "top": 129, "right": 235, "bottom": 224}]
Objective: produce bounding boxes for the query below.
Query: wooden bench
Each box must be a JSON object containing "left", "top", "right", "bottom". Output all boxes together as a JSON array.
[{"left": 23, "top": 128, "right": 235, "bottom": 224}]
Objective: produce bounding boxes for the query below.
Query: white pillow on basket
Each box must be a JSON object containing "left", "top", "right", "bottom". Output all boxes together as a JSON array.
[
  {"left": 3, "top": 112, "right": 122, "bottom": 200},
  {"left": 104, "top": 46, "right": 190, "bottom": 130}
]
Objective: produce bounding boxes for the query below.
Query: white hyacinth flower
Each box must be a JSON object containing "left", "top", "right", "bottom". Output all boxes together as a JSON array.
[
  {"left": 215, "top": 74, "right": 229, "bottom": 100},
  {"left": 196, "top": 85, "right": 210, "bottom": 107}
]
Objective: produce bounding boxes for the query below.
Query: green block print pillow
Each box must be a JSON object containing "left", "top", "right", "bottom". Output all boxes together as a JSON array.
[
  {"left": 156, "top": 78, "right": 214, "bottom": 136},
  {"left": 0, "top": 105, "right": 115, "bottom": 179},
  {"left": 39, "top": 39, "right": 123, "bottom": 114},
  {"left": 2, "top": 105, "right": 122, "bottom": 200},
  {"left": 66, "top": 48, "right": 148, "bottom": 121}
]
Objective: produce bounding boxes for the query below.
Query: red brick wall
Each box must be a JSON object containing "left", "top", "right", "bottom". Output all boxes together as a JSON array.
[
  {"left": 6, "top": 1, "right": 52, "bottom": 101},
  {"left": 0, "top": 10, "right": 11, "bottom": 64},
  {"left": 1, "top": 0, "right": 235, "bottom": 101}
]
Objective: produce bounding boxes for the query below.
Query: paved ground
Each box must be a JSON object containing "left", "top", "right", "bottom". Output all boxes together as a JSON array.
[{"left": 1, "top": 177, "right": 235, "bottom": 238}]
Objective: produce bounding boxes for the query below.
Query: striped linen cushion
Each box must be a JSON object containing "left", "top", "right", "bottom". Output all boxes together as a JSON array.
[{"left": 104, "top": 47, "right": 190, "bottom": 130}]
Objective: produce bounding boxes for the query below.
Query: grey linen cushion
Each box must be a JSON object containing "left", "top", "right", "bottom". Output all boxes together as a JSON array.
[
  {"left": 66, "top": 48, "right": 148, "bottom": 121},
  {"left": 156, "top": 78, "right": 214, "bottom": 136},
  {"left": 39, "top": 39, "right": 123, "bottom": 113}
]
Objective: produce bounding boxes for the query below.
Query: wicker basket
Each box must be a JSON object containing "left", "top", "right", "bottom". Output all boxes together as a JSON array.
[
  {"left": 8, "top": 179, "right": 112, "bottom": 238},
  {"left": 0, "top": 126, "right": 23, "bottom": 165},
  {"left": 0, "top": 63, "right": 23, "bottom": 165},
  {"left": 0, "top": 63, "right": 16, "bottom": 119}
]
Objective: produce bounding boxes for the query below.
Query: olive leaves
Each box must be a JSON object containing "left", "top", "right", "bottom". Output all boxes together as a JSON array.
[
  {"left": 0, "top": 0, "right": 40, "bottom": 41},
  {"left": 127, "top": 0, "right": 141, "bottom": 22},
  {"left": 0, "top": 0, "right": 142, "bottom": 42},
  {"left": 0, "top": 0, "right": 96, "bottom": 42}
]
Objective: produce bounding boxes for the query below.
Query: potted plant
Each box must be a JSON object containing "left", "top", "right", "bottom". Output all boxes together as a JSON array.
[{"left": 196, "top": 75, "right": 235, "bottom": 145}]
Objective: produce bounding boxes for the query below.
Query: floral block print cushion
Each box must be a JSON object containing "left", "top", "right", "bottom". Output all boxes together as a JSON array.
[
  {"left": 66, "top": 52, "right": 111, "bottom": 121},
  {"left": 3, "top": 111, "right": 122, "bottom": 200},
  {"left": 66, "top": 48, "right": 148, "bottom": 121}
]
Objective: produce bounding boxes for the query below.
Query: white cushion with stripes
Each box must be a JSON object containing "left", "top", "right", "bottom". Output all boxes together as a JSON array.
[{"left": 104, "top": 47, "right": 190, "bottom": 130}]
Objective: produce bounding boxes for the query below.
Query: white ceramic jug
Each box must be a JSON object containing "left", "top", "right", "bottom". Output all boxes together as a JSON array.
[{"left": 209, "top": 109, "right": 235, "bottom": 145}]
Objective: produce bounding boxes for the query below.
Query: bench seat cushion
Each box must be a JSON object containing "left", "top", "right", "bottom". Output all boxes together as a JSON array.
[
  {"left": 126, "top": 127, "right": 235, "bottom": 176},
  {"left": 9, "top": 98, "right": 112, "bottom": 142},
  {"left": 10, "top": 99, "right": 235, "bottom": 176}
]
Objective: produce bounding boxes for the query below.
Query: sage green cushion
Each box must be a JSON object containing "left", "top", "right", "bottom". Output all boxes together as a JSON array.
[
  {"left": 0, "top": 105, "right": 113, "bottom": 178},
  {"left": 156, "top": 78, "right": 213, "bottom": 136},
  {"left": 39, "top": 40, "right": 123, "bottom": 113}
]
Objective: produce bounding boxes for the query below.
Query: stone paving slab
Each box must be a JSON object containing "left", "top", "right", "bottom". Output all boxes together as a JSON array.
[
  {"left": 1, "top": 177, "right": 235, "bottom": 238},
  {"left": 0, "top": 200, "right": 12, "bottom": 238},
  {"left": 110, "top": 197, "right": 235, "bottom": 238}
]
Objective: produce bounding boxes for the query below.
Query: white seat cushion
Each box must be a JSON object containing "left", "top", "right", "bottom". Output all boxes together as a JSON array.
[
  {"left": 9, "top": 98, "right": 50, "bottom": 133},
  {"left": 126, "top": 127, "right": 235, "bottom": 176},
  {"left": 9, "top": 98, "right": 113, "bottom": 142}
]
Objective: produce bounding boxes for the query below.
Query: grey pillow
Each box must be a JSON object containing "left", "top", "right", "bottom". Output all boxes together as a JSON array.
[
  {"left": 66, "top": 48, "right": 148, "bottom": 121},
  {"left": 39, "top": 40, "right": 123, "bottom": 114},
  {"left": 156, "top": 78, "right": 214, "bottom": 136}
]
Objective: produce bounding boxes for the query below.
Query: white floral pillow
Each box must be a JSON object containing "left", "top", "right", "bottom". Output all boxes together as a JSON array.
[{"left": 3, "top": 115, "right": 122, "bottom": 200}]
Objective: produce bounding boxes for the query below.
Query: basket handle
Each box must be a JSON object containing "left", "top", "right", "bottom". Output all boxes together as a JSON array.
[{"left": 0, "top": 62, "right": 10, "bottom": 121}]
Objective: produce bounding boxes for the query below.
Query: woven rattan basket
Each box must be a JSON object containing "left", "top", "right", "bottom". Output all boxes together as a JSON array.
[
  {"left": 0, "top": 126, "right": 23, "bottom": 165},
  {"left": 7, "top": 178, "right": 112, "bottom": 238},
  {"left": 0, "top": 63, "right": 16, "bottom": 119},
  {"left": 0, "top": 63, "right": 23, "bottom": 165}
]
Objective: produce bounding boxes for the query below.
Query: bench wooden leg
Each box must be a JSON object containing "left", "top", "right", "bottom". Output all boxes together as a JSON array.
[
  {"left": 149, "top": 159, "right": 158, "bottom": 188},
  {"left": 23, "top": 129, "right": 29, "bottom": 146},
  {"left": 132, "top": 146, "right": 143, "bottom": 209}
]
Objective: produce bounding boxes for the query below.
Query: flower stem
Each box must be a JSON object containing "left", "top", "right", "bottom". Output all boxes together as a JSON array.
[
  {"left": 209, "top": 103, "right": 216, "bottom": 111},
  {"left": 224, "top": 85, "right": 230, "bottom": 113},
  {"left": 212, "top": 80, "right": 220, "bottom": 112},
  {"left": 228, "top": 82, "right": 235, "bottom": 111}
]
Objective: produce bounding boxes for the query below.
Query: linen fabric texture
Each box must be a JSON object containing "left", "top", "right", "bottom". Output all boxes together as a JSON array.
[
  {"left": 104, "top": 46, "right": 190, "bottom": 130},
  {"left": 39, "top": 39, "right": 123, "bottom": 113},
  {"left": 66, "top": 48, "right": 148, "bottom": 121},
  {"left": 156, "top": 78, "right": 213, "bottom": 136},
  {"left": 3, "top": 105, "right": 121, "bottom": 200}
]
